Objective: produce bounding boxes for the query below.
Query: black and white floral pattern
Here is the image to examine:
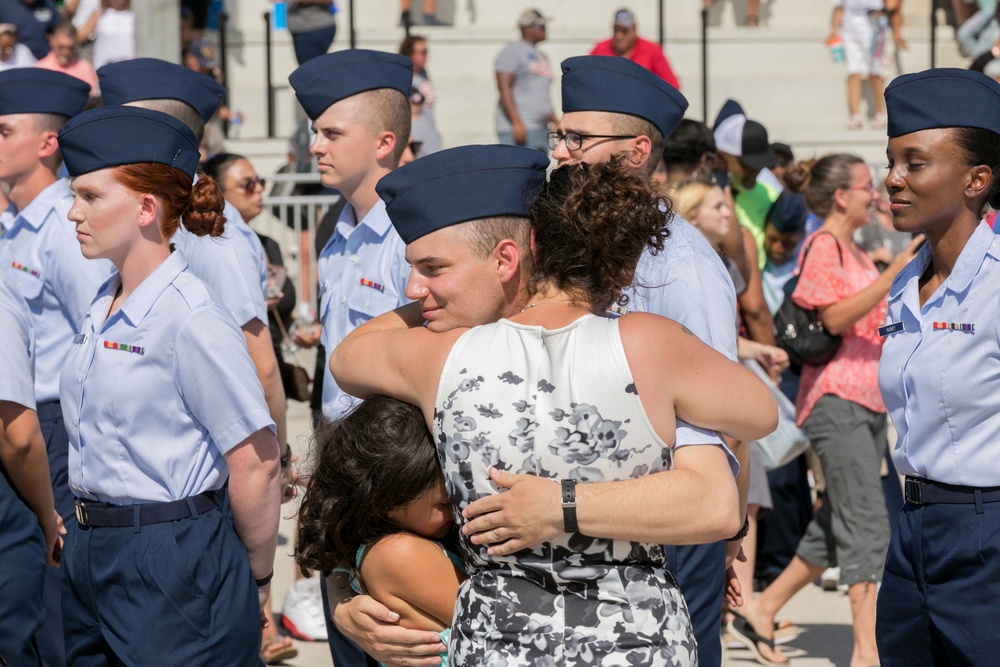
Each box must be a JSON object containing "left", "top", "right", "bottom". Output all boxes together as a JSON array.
[{"left": 436, "top": 317, "right": 697, "bottom": 666}]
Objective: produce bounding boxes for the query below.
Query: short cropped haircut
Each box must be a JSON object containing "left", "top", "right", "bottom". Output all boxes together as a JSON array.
[
  {"left": 457, "top": 215, "right": 532, "bottom": 262},
  {"left": 606, "top": 111, "right": 664, "bottom": 181},
  {"left": 356, "top": 88, "right": 412, "bottom": 167},
  {"left": 126, "top": 98, "right": 206, "bottom": 142},
  {"left": 34, "top": 113, "right": 69, "bottom": 134}
]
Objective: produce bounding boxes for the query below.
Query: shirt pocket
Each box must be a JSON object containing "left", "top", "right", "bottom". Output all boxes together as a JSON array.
[
  {"left": 8, "top": 265, "right": 44, "bottom": 305},
  {"left": 347, "top": 287, "right": 400, "bottom": 326}
]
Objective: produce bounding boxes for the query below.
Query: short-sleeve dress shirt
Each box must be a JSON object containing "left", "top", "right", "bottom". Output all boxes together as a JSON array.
[
  {"left": 59, "top": 250, "right": 274, "bottom": 505},
  {"left": 792, "top": 231, "right": 886, "bottom": 426},
  {"left": 879, "top": 221, "right": 1000, "bottom": 487},
  {"left": 0, "top": 178, "right": 113, "bottom": 403},
  {"left": 627, "top": 213, "right": 738, "bottom": 457},
  {"left": 171, "top": 199, "right": 268, "bottom": 328},
  {"left": 0, "top": 271, "right": 36, "bottom": 410},
  {"left": 318, "top": 199, "right": 410, "bottom": 420}
]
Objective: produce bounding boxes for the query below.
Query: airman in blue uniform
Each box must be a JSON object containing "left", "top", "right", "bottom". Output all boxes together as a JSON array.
[
  {"left": 56, "top": 105, "right": 281, "bottom": 665},
  {"left": 877, "top": 67, "right": 1000, "bottom": 666},
  {"left": 0, "top": 270, "right": 59, "bottom": 667},
  {"left": 0, "top": 67, "right": 106, "bottom": 667}
]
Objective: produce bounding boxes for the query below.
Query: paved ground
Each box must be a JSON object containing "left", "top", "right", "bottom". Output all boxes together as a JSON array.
[{"left": 269, "top": 396, "right": 855, "bottom": 667}]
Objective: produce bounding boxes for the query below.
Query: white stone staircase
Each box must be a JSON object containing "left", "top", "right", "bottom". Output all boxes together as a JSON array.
[{"left": 222, "top": 0, "right": 967, "bottom": 173}]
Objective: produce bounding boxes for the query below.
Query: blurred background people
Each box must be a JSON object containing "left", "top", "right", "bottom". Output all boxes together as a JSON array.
[
  {"left": 0, "top": 23, "right": 37, "bottom": 70},
  {"left": 400, "top": 34, "right": 442, "bottom": 154},
  {"left": 34, "top": 23, "right": 98, "bottom": 94},
  {"left": 495, "top": 8, "right": 555, "bottom": 154}
]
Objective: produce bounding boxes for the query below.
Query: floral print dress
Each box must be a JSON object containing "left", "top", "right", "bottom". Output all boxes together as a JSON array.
[{"left": 435, "top": 315, "right": 697, "bottom": 666}]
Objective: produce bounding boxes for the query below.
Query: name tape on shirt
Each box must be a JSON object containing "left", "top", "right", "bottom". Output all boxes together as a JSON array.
[{"left": 878, "top": 322, "right": 905, "bottom": 337}]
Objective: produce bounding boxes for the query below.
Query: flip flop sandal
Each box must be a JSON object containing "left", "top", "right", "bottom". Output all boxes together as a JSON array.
[
  {"left": 729, "top": 616, "right": 789, "bottom": 666},
  {"left": 773, "top": 621, "right": 802, "bottom": 645},
  {"left": 261, "top": 635, "right": 298, "bottom": 665}
]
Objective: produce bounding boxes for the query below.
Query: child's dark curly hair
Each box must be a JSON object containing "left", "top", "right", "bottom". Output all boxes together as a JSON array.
[
  {"left": 295, "top": 396, "right": 441, "bottom": 576},
  {"left": 528, "top": 155, "right": 671, "bottom": 311}
]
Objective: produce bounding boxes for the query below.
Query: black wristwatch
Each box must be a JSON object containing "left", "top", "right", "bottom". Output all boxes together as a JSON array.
[
  {"left": 255, "top": 570, "right": 274, "bottom": 587},
  {"left": 561, "top": 479, "right": 578, "bottom": 533},
  {"left": 726, "top": 516, "right": 750, "bottom": 542},
  {"left": 280, "top": 445, "right": 292, "bottom": 468}
]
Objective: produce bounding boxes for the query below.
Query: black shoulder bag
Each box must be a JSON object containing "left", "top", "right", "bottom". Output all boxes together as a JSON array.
[{"left": 773, "top": 232, "right": 844, "bottom": 367}]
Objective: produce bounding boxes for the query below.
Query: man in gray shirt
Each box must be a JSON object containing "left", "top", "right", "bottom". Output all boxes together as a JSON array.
[{"left": 495, "top": 8, "right": 556, "bottom": 154}]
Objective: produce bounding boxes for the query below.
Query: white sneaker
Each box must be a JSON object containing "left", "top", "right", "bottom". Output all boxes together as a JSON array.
[
  {"left": 820, "top": 567, "right": 841, "bottom": 591},
  {"left": 281, "top": 577, "right": 329, "bottom": 642}
]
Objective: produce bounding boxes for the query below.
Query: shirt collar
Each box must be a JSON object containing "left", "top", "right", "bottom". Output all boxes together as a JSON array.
[
  {"left": 336, "top": 198, "right": 393, "bottom": 239},
  {"left": 4, "top": 178, "right": 72, "bottom": 231},
  {"left": 944, "top": 220, "right": 996, "bottom": 296},
  {"left": 103, "top": 251, "right": 188, "bottom": 329}
]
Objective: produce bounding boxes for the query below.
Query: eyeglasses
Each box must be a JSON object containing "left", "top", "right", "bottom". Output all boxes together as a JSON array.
[
  {"left": 547, "top": 131, "right": 638, "bottom": 151},
  {"left": 229, "top": 177, "right": 265, "bottom": 194},
  {"left": 844, "top": 182, "right": 876, "bottom": 193}
]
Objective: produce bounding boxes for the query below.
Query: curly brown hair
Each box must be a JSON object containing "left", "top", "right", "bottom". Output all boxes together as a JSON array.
[
  {"left": 528, "top": 155, "right": 671, "bottom": 310},
  {"left": 295, "top": 396, "right": 441, "bottom": 576}
]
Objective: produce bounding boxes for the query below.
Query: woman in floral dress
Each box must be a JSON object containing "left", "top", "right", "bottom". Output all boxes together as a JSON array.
[{"left": 332, "top": 154, "right": 777, "bottom": 665}]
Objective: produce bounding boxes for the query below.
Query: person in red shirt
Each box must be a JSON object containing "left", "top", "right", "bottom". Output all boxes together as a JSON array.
[{"left": 589, "top": 8, "right": 680, "bottom": 89}]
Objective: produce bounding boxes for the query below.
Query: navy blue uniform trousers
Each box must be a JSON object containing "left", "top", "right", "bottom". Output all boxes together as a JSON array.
[
  {"left": 0, "top": 467, "right": 46, "bottom": 667},
  {"left": 666, "top": 541, "right": 726, "bottom": 667},
  {"left": 38, "top": 401, "right": 71, "bottom": 667},
  {"left": 61, "top": 503, "right": 261, "bottom": 666},
  {"left": 877, "top": 499, "right": 1000, "bottom": 666}
]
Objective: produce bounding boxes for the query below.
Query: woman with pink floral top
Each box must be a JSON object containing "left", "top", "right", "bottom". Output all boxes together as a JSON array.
[{"left": 730, "top": 153, "right": 921, "bottom": 667}]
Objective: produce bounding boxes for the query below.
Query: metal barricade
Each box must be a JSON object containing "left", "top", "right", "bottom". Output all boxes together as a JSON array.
[{"left": 258, "top": 171, "right": 342, "bottom": 312}]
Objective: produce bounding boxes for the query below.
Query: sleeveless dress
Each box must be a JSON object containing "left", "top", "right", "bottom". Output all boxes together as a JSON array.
[{"left": 436, "top": 315, "right": 697, "bottom": 666}]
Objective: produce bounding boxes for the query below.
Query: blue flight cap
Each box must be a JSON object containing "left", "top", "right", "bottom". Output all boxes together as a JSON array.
[
  {"left": 766, "top": 191, "right": 808, "bottom": 234},
  {"left": 376, "top": 145, "right": 549, "bottom": 244},
  {"left": 713, "top": 98, "right": 746, "bottom": 131},
  {"left": 0, "top": 68, "right": 90, "bottom": 117},
  {"left": 289, "top": 49, "right": 413, "bottom": 120},
  {"left": 97, "top": 58, "right": 226, "bottom": 123},
  {"left": 560, "top": 55, "right": 688, "bottom": 140},
  {"left": 58, "top": 106, "right": 201, "bottom": 179},
  {"left": 885, "top": 68, "right": 1000, "bottom": 138}
]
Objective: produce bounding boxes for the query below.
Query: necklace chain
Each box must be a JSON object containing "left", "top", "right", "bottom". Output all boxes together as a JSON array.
[{"left": 520, "top": 299, "right": 584, "bottom": 313}]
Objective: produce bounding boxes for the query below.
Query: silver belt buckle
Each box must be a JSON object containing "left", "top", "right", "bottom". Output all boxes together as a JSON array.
[
  {"left": 904, "top": 478, "right": 923, "bottom": 505},
  {"left": 74, "top": 499, "right": 89, "bottom": 526}
]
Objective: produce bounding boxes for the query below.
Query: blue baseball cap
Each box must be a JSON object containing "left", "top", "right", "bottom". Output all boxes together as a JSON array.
[
  {"left": 58, "top": 106, "right": 201, "bottom": 179},
  {"left": 376, "top": 144, "right": 549, "bottom": 244},
  {"left": 766, "top": 191, "right": 808, "bottom": 234},
  {"left": 560, "top": 55, "right": 688, "bottom": 140},
  {"left": 0, "top": 68, "right": 90, "bottom": 117},
  {"left": 885, "top": 68, "right": 1000, "bottom": 138},
  {"left": 98, "top": 58, "right": 226, "bottom": 123},
  {"left": 289, "top": 49, "right": 413, "bottom": 120}
]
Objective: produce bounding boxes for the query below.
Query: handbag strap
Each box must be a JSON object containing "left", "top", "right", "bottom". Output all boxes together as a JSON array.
[
  {"left": 798, "top": 230, "right": 844, "bottom": 274},
  {"left": 272, "top": 309, "right": 293, "bottom": 343}
]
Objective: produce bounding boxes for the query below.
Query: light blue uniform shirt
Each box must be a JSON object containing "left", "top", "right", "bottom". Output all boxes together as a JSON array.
[
  {"left": 318, "top": 199, "right": 410, "bottom": 420},
  {"left": 171, "top": 199, "right": 269, "bottom": 328},
  {"left": 0, "top": 178, "right": 113, "bottom": 403},
  {"left": 59, "top": 251, "right": 275, "bottom": 505},
  {"left": 879, "top": 221, "right": 1000, "bottom": 488},
  {"left": 0, "top": 271, "right": 35, "bottom": 410},
  {"left": 626, "top": 214, "right": 739, "bottom": 461}
]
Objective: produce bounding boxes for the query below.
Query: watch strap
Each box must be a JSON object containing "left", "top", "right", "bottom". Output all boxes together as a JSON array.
[{"left": 561, "top": 479, "right": 578, "bottom": 533}]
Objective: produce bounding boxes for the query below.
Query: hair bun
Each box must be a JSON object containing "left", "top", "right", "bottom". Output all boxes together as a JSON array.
[{"left": 183, "top": 175, "right": 227, "bottom": 237}]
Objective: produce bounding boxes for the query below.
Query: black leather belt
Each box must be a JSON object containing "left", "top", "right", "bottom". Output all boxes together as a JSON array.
[
  {"left": 904, "top": 476, "right": 1000, "bottom": 505},
  {"left": 74, "top": 491, "right": 219, "bottom": 528}
]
